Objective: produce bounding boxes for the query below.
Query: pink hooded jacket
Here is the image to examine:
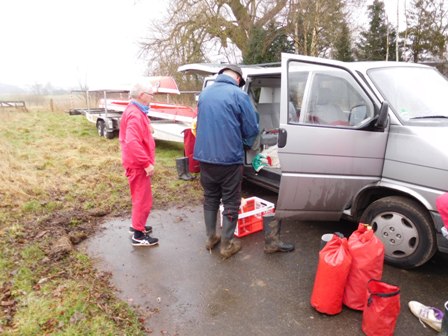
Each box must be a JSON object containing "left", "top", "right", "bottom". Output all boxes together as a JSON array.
[
  {"left": 437, "top": 192, "right": 448, "bottom": 228},
  {"left": 119, "top": 102, "right": 155, "bottom": 169}
]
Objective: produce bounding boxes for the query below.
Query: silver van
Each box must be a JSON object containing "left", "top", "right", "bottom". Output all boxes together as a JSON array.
[{"left": 179, "top": 53, "right": 448, "bottom": 268}]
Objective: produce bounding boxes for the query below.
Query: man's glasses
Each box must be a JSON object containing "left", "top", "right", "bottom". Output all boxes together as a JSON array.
[{"left": 143, "top": 92, "right": 154, "bottom": 97}]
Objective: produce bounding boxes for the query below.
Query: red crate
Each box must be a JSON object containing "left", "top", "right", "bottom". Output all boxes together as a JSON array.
[{"left": 220, "top": 197, "right": 275, "bottom": 238}]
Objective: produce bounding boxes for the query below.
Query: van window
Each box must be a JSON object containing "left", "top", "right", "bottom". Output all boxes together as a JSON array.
[
  {"left": 368, "top": 66, "right": 448, "bottom": 122},
  {"left": 203, "top": 77, "right": 216, "bottom": 88},
  {"left": 287, "top": 71, "right": 309, "bottom": 123},
  {"left": 247, "top": 76, "right": 281, "bottom": 131},
  {"left": 288, "top": 61, "right": 373, "bottom": 127}
]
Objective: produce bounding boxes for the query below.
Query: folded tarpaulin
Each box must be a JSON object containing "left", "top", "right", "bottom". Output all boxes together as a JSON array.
[{"left": 252, "top": 153, "right": 270, "bottom": 172}]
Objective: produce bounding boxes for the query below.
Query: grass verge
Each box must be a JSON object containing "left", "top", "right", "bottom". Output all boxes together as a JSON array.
[{"left": 0, "top": 110, "right": 202, "bottom": 334}]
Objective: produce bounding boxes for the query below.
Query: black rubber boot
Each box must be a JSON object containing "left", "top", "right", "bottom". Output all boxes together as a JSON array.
[
  {"left": 263, "top": 213, "right": 295, "bottom": 253},
  {"left": 439, "top": 301, "right": 448, "bottom": 336},
  {"left": 176, "top": 157, "right": 194, "bottom": 181},
  {"left": 204, "top": 210, "right": 220, "bottom": 250},
  {"left": 183, "top": 157, "right": 196, "bottom": 179},
  {"left": 220, "top": 214, "right": 241, "bottom": 259}
]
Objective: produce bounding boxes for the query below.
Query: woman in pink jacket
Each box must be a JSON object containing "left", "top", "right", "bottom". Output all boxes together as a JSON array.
[
  {"left": 119, "top": 81, "right": 158, "bottom": 246},
  {"left": 408, "top": 193, "right": 448, "bottom": 332},
  {"left": 437, "top": 192, "right": 448, "bottom": 240}
]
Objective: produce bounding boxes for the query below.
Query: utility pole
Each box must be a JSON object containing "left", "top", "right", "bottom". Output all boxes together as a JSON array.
[
  {"left": 386, "top": 16, "right": 390, "bottom": 61},
  {"left": 396, "top": 0, "right": 399, "bottom": 61}
]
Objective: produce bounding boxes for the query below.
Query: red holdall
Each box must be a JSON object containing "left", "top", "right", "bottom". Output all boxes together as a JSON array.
[
  {"left": 310, "top": 234, "right": 352, "bottom": 315},
  {"left": 362, "top": 279, "right": 400, "bottom": 336},
  {"left": 182, "top": 128, "right": 200, "bottom": 173},
  {"left": 343, "top": 223, "right": 384, "bottom": 310}
]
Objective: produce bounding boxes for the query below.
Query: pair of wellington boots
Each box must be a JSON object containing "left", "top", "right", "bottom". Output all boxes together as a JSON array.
[
  {"left": 263, "top": 213, "right": 295, "bottom": 253},
  {"left": 175, "top": 157, "right": 195, "bottom": 181},
  {"left": 204, "top": 210, "right": 241, "bottom": 259}
]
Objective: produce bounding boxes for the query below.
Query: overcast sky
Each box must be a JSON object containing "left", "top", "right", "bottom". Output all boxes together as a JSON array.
[
  {"left": 0, "top": 0, "right": 166, "bottom": 89},
  {"left": 0, "top": 0, "right": 406, "bottom": 90}
]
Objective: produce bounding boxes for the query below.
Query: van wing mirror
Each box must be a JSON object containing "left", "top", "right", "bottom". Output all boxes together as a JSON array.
[
  {"left": 349, "top": 105, "right": 367, "bottom": 126},
  {"left": 277, "top": 128, "right": 287, "bottom": 148},
  {"left": 374, "top": 101, "right": 389, "bottom": 130}
]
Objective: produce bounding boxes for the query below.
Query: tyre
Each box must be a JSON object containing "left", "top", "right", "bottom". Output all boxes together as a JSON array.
[
  {"left": 97, "top": 120, "right": 105, "bottom": 137},
  {"left": 104, "top": 131, "right": 115, "bottom": 139},
  {"left": 360, "top": 196, "right": 437, "bottom": 269}
]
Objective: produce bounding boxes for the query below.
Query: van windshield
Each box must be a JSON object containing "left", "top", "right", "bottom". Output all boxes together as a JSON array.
[{"left": 367, "top": 66, "right": 448, "bottom": 122}]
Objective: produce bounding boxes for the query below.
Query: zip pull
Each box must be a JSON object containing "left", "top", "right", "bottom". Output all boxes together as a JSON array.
[{"left": 361, "top": 223, "right": 372, "bottom": 230}]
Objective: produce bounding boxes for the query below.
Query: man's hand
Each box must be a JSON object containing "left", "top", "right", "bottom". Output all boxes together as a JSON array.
[{"left": 145, "top": 164, "right": 155, "bottom": 176}]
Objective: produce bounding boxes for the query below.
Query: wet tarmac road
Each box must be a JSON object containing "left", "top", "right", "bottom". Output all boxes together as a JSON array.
[{"left": 82, "top": 187, "right": 448, "bottom": 335}]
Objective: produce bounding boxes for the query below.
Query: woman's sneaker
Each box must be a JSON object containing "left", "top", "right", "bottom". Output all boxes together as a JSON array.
[
  {"left": 131, "top": 234, "right": 159, "bottom": 247},
  {"left": 129, "top": 225, "right": 153, "bottom": 234},
  {"left": 442, "top": 226, "right": 448, "bottom": 240},
  {"left": 408, "top": 301, "right": 443, "bottom": 332}
]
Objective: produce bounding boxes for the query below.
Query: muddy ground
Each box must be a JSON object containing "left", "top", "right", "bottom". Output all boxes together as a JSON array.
[{"left": 81, "top": 186, "right": 448, "bottom": 336}]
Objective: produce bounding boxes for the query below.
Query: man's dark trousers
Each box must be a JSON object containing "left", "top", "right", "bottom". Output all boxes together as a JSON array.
[{"left": 199, "top": 162, "right": 243, "bottom": 240}]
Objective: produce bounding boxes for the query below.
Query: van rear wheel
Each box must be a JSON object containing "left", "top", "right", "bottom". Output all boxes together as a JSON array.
[{"left": 360, "top": 196, "right": 436, "bottom": 269}]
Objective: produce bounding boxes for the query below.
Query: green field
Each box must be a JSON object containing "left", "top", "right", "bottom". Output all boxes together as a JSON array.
[{"left": 0, "top": 109, "right": 202, "bottom": 334}]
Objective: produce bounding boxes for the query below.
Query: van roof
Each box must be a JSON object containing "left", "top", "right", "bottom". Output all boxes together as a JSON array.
[
  {"left": 348, "top": 61, "right": 429, "bottom": 73},
  {"left": 178, "top": 63, "right": 280, "bottom": 77},
  {"left": 178, "top": 56, "right": 432, "bottom": 81}
]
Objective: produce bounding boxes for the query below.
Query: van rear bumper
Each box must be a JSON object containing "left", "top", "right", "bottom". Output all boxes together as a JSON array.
[{"left": 431, "top": 212, "right": 448, "bottom": 253}]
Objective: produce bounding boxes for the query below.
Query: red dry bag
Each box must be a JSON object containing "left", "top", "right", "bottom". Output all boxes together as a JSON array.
[
  {"left": 362, "top": 279, "right": 400, "bottom": 336},
  {"left": 310, "top": 234, "right": 352, "bottom": 315},
  {"left": 182, "top": 128, "right": 200, "bottom": 173},
  {"left": 343, "top": 223, "right": 384, "bottom": 310}
]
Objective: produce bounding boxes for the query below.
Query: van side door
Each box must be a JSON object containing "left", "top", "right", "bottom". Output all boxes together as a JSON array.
[{"left": 275, "top": 54, "right": 389, "bottom": 221}]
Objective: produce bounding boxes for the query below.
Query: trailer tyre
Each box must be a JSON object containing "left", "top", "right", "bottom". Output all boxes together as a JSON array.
[
  {"left": 105, "top": 131, "right": 115, "bottom": 139},
  {"left": 97, "top": 120, "right": 105, "bottom": 137},
  {"left": 360, "top": 196, "right": 436, "bottom": 269}
]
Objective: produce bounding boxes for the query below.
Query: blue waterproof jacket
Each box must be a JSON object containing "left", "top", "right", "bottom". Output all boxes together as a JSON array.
[{"left": 193, "top": 74, "right": 259, "bottom": 165}]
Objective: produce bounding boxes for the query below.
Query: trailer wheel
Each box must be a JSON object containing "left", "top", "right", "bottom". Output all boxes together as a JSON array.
[
  {"left": 360, "top": 196, "right": 437, "bottom": 269},
  {"left": 97, "top": 120, "right": 105, "bottom": 137},
  {"left": 104, "top": 131, "right": 115, "bottom": 139}
]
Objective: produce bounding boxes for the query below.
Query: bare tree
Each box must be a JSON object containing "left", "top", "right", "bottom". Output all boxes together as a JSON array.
[
  {"left": 286, "top": 0, "right": 361, "bottom": 57},
  {"left": 140, "top": 0, "right": 287, "bottom": 74},
  {"left": 141, "top": 0, "right": 374, "bottom": 81}
]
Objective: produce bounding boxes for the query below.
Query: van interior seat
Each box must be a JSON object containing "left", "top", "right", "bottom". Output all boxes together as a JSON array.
[
  {"left": 312, "top": 88, "right": 348, "bottom": 125},
  {"left": 257, "top": 103, "right": 280, "bottom": 131}
]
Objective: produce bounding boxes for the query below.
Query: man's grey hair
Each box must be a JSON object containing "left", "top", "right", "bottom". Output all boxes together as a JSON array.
[
  {"left": 129, "top": 81, "right": 153, "bottom": 99},
  {"left": 222, "top": 69, "right": 239, "bottom": 81}
]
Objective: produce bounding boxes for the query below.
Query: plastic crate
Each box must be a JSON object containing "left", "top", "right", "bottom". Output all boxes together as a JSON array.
[{"left": 220, "top": 197, "right": 275, "bottom": 238}]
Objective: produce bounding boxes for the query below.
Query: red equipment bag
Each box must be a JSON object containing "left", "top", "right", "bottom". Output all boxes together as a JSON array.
[
  {"left": 182, "top": 128, "right": 200, "bottom": 173},
  {"left": 362, "top": 279, "right": 400, "bottom": 336},
  {"left": 343, "top": 223, "right": 384, "bottom": 310},
  {"left": 310, "top": 234, "right": 352, "bottom": 315}
]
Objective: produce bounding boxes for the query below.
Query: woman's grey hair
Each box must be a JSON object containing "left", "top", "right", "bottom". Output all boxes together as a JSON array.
[{"left": 129, "top": 81, "right": 153, "bottom": 99}]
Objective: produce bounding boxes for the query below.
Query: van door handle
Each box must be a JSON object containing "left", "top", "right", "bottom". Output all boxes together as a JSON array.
[{"left": 277, "top": 128, "right": 287, "bottom": 148}]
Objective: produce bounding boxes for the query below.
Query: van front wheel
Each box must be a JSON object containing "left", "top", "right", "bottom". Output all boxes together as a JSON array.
[{"left": 360, "top": 196, "right": 436, "bottom": 269}]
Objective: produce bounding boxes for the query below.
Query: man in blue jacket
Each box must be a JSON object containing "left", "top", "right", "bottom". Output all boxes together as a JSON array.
[{"left": 194, "top": 64, "right": 259, "bottom": 259}]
